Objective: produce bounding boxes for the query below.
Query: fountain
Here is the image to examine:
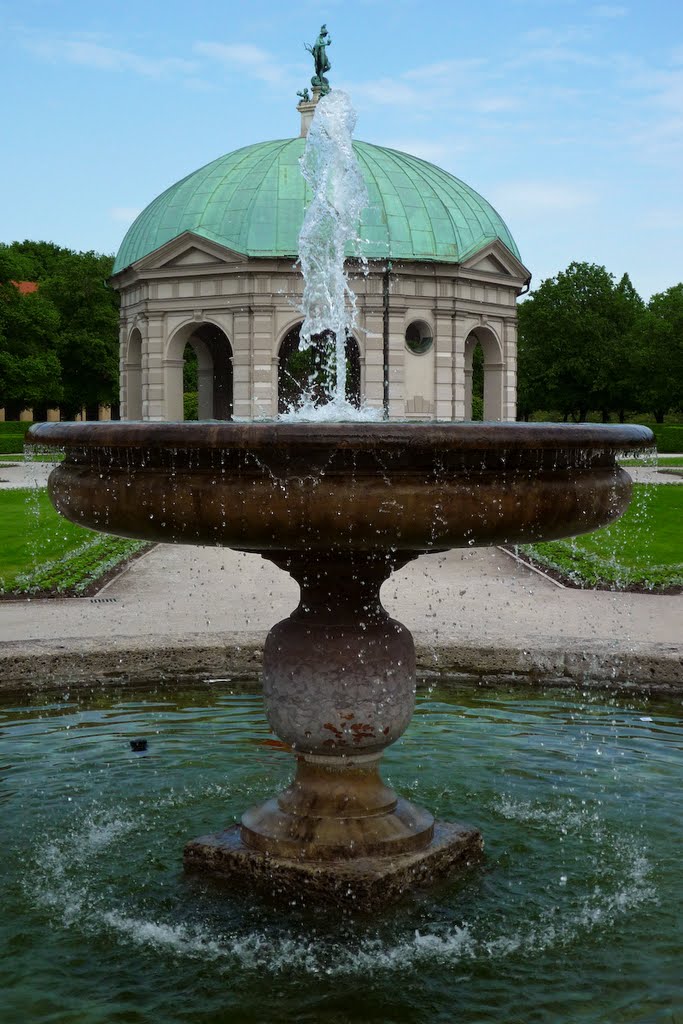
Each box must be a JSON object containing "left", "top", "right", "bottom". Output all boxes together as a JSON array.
[{"left": 26, "top": 82, "right": 653, "bottom": 908}]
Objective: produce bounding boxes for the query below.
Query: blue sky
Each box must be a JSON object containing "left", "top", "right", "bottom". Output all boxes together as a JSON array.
[{"left": 2, "top": 0, "right": 682, "bottom": 298}]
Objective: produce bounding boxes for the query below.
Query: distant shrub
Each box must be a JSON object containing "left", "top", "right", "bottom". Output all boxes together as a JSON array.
[
  {"left": 0, "top": 435, "right": 26, "bottom": 454},
  {"left": 183, "top": 391, "right": 198, "bottom": 421},
  {"left": 0, "top": 421, "right": 32, "bottom": 434},
  {"left": 651, "top": 425, "right": 683, "bottom": 454}
]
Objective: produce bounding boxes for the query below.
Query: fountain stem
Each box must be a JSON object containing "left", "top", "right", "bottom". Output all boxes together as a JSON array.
[{"left": 237, "top": 549, "right": 437, "bottom": 861}]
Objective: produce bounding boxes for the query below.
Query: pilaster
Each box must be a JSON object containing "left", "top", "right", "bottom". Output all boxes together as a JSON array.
[
  {"left": 232, "top": 309, "right": 253, "bottom": 420},
  {"left": 145, "top": 315, "right": 167, "bottom": 421},
  {"left": 361, "top": 307, "right": 384, "bottom": 412},
  {"left": 252, "top": 307, "right": 277, "bottom": 418},
  {"left": 387, "top": 308, "right": 406, "bottom": 419},
  {"left": 453, "top": 312, "right": 471, "bottom": 421},
  {"left": 503, "top": 317, "right": 518, "bottom": 421},
  {"left": 434, "top": 311, "right": 455, "bottom": 421}
]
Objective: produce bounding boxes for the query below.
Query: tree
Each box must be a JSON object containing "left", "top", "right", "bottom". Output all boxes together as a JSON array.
[
  {"left": 517, "top": 262, "right": 642, "bottom": 421},
  {"left": 0, "top": 241, "right": 119, "bottom": 418},
  {"left": 636, "top": 284, "right": 683, "bottom": 422},
  {"left": 0, "top": 274, "right": 62, "bottom": 409}
]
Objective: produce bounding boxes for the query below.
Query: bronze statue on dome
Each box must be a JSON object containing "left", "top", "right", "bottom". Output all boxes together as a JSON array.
[{"left": 305, "top": 25, "right": 331, "bottom": 96}]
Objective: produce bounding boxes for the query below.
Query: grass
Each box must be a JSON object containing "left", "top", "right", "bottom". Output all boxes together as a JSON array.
[
  {"left": 0, "top": 452, "right": 64, "bottom": 463},
  {"left": 619, "top": 456, "right": 683, "bottom": 467},
  {"left": 0, "top": 488, "right": 146, "bottom": 596},
  {"left": 521, "top": 484, "right": 683, "bottom": 591}
]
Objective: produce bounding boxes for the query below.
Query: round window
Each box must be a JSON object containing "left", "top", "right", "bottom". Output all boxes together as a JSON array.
[{"left": 405, "top": 321, "right": 433, "bottom": 355}]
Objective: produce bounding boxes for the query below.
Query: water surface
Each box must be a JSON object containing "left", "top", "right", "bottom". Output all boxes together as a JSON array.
[{"left": 1, "top": 684, "right": 681, "bottom": 1023}]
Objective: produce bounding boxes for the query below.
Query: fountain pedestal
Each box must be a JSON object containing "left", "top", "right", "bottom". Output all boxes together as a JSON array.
[
  {"left": 27, "top": 420, "right": 653, "bottom": 909},
  {"left": 185, "top": 551, "right": 484, "bottom": 905}
]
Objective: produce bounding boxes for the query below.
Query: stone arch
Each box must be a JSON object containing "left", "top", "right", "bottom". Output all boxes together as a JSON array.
[
  {"left": 166, "top": 320, "right": 233, "bottom": 420},
  {"left": 464, "top": 325, "right": 504, "bottom": 421},
  {"left": 276, "top": 322, "right": 361, "bottom": 413},
  {"left": 125, "top": 328, "right": 143, "bottom": 420}
]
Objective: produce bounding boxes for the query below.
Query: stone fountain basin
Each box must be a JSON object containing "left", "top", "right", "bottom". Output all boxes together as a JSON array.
[{"left": 28, "top": 421, "right": 653, "bottom": 552}]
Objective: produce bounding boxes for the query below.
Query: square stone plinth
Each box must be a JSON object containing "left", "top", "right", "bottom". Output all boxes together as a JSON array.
[{"left": 183, "top": 822, "right": 483, "bottom": 910}]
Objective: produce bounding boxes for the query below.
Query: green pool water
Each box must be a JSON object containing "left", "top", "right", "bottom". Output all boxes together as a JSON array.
[{"left": 1, "top": 684, "right": 681, "bottom": 1023}]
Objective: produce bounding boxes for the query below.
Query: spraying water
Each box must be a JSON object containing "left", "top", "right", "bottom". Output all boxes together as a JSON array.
[{"left": 290, "top": 90, "right": 378, "bottom": 421}]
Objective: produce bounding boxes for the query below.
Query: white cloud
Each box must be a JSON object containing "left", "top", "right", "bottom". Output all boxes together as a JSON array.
[
  {"left": 489, "top": 181, "right": 598, "bottom": 216},
  {"left": 26, "top": 37, "right": 196, "bottom": 77},
  {"left": 471, "top": 95, "right": 522, "bottom": 113},
  {"left": 402, "top": 58, "right": 488, "bottom": 82},
  {"left": 639, "top": 207, "right": 683, "bottom": 231},
  {"left": 358, "top": 77, "right": 422, "bottom": 107},
  {"left": 194, "top": 42, "right": 290, "bottom": 85},
  {"left": 591, "top": 4, "right": 628, "bottom": 17},
  {"left": 110, "top": 207, "right": 142, "bottom": 224},
  {"left": 380, "top": 138, "right": 469, "bottom": 164}
]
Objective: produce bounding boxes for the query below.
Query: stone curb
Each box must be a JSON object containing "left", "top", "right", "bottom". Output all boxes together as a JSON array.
[{"left": 1, "top": 632, "right": 681, "bottom": 695}]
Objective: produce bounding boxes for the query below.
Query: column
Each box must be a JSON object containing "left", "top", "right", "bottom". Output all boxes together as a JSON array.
[
  {"left": 118, "top": 322, "right": 128, "bottom": 418},
  {"left": 387, "top": 308, "right": 406, "bottom": 420},
  {"left": 503, "top": 318, "right": 517, "bottom": 421},
  {"left": 146, "top": 315, "right": 167, "bottom": 421},
  {"left": 453, "top": 313, "right": 471, "bottom": 421},
  {"left": 232, "top": 309, "right": 252, "bottom": 420},
  {"left": 252, "top": 308, "right": 276, "bottom": 418},
  {"left": 362, "top": 307, "right": 384, "bottom": 412},
  {"left": 434, "top": 311, "right": 455, "bottom": 420}
]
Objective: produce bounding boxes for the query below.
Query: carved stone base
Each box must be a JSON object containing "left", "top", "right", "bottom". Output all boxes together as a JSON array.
[{"left": 183, "top": 821, "right": 484, "bottom": 910}]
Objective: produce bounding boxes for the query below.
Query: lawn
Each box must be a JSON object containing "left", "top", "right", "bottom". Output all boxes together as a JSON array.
[
  {"left": 0, "top": 488, "right": 146, "bottom": 596},
  {"left": 521, "top": 483, "right": 683, "bottom": 590},
  {"left": 619, "top": 456, "right": 683, "bottom": 468},
  {"left": 0, "top": 455, "right": 64, "bottom": 464}
]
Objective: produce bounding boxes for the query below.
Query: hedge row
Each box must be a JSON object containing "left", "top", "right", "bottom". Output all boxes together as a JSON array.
[
  {"left": 0, "top": 436, "right": 26, "bottom": 455},
  {"left": 1, "top": 418, "right": 681, "bottom": 452},
  {"left": 650, "top": 425, "right": 683, "bottom": 454},
  {"left": 0, "top": 421, "right": 32, "bottom": 435}
]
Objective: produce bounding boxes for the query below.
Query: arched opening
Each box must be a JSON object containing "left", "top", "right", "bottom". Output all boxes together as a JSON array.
[
  {"left": 470, "top": 343, "right": 484, "bottom": 420},
  {"left": 166, "top": 322, "right": 233, "bottom": 421},
  {"left": 125, "top": 328, "right": 143, "bottom": 420},
  {"left": 464, "top": 327, "right": 504, "bottom": 421},
  {"left": 277, "top": 324, "right": 361, "bottom": 413}
]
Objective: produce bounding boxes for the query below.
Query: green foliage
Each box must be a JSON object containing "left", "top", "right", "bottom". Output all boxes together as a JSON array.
[
  {"left": 521, "top": 484, "right": 683, "bottom": 590},
  {"left": 634, "top": 284, "right": 683, "bottom": 423},
  {"left": 650, "top": 424, "right": 683, "bottom": 453},
  {"left": 183, "top": 391, "right": 199, "bottom": 420},
  {"left": 0, "top": 241, "right": 119, "bottom": 417},
  {"left": 471, "top": 344, "right": 484, "bottom": 420},
  {"left": 183, "top": 344, "right": 198, "bottom": 392},
  {"left": 0, "top": 487, "right": 145, "bottom": 595},
  {"left": 517, "top": 263, "right": 644, "bottom": 422},
  {"left": 0, "top": 421, "right": 32, "bottom": 434},
  {"left": 0, "top": 435, "right": 27, "bottom": 454},
  {"left": 0, "top": 419, "right": 30, "bottom": 455},
  {"left": 518, "top": 262, "right": 683, "bottom": 424}
]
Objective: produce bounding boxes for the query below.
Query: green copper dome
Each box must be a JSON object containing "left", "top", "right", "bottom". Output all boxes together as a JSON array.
[{"left": 113, "top": 138, "right": 520, "bottom": 274}]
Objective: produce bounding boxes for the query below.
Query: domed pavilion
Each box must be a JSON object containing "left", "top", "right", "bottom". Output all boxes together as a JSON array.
[{"left": 111, "top": 92, "right": 530, "bottom": 422}]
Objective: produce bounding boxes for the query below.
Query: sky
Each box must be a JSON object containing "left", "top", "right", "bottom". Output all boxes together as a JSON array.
[{"left": 2, "top": 0, "right": 682, "bottom": 299}]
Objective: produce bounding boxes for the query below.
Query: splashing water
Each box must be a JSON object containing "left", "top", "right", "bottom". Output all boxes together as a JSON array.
[
  {"left": 291, "top": 90, "right": 378, "bottom": 422},
  {"left": 5, "top": 686, "right": 682, "bottom": 1021}
]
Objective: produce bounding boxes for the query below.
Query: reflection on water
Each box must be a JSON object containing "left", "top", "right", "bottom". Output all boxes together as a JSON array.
[{"left": 1, "top": 685, "right": 681, "bottom": 1023}]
